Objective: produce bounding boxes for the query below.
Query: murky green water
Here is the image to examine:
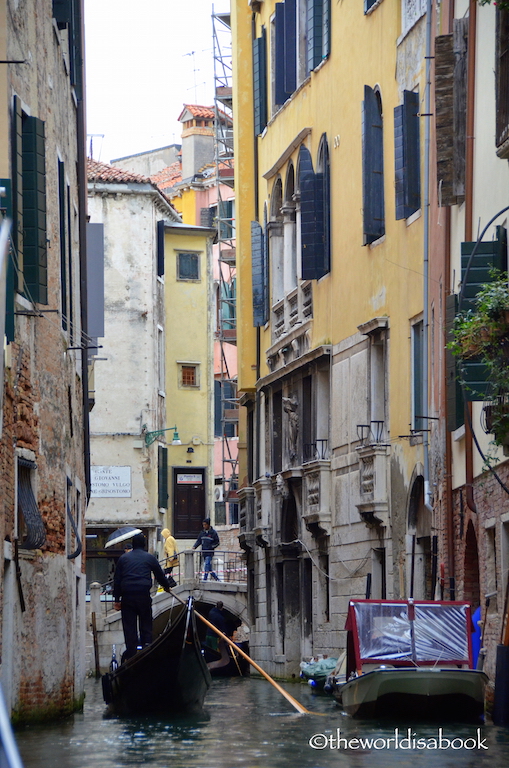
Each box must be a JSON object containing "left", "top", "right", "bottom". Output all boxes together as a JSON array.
[{"left": 14, "top": 677, "right": 509, "bottom": 768}]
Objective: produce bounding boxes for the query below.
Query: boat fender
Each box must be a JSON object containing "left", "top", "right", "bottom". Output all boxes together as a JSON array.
[{"left": 102, "top": 674, "right": 113, "bottom": 704}]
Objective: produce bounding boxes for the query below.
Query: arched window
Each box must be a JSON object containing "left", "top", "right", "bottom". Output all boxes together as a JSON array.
[
  {"left": 282, "top": 163, "right": 297, "bottom": 292},
  {"left": 269, "top": 178, "right": 284, "bottom": 304},
  {"left": 317, "top": 134, "right": 331, "bottom": 275}
]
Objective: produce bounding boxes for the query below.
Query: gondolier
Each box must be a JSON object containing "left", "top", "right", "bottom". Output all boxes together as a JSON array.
[
  {"left": 193, "top": 518, "right": 220, "bottom": 581},
  {"left": 113, "top": 533, "right": 170, "bottom": 661}
]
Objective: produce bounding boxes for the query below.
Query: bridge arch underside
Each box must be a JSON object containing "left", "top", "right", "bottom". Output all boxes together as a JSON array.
[{"left": 151, "top": 589, "right": 249, "bottom": 641}]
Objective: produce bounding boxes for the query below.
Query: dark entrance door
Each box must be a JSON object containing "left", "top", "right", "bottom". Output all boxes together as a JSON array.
[{"left": 173, "top": 468, "right": 206, "bottom": 538}]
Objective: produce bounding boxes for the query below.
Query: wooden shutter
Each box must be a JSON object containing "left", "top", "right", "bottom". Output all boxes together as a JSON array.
[
  {"left": 200, "top": 207, "right": 214, "bottom": 228},
  {"left": 284, "top": 0, "right": 297, "bottom": 95},
  {"left": 12, "top": 96, "right": 23, "bottom": 284},
  {"left": 58, "top": 160, "right": 67, "bottom": 326},
  {"left": 157, "top": 219, "right": 165, "bottom": 277},
  {"left": 435, "top": 34, "right": 456, "bottom": 205},
  {"left": 362, "top": 85, "right": 385, "bottom": 245},
  {"left": 445, "top": 294, "right": 464, "bottom": 431},
  {"left": 460, "top": 227, "right": 507, "bottom": 312},
  {"left": 1, "top": 179, "right": 15, "bottom": 342},
  {"left": 496, "top": 10, "right": 509, "bottom": 154},
  {"left": 394, "top": 90, "right": 420, "bottom": 220},
  {"left": 23, "top": 116, "right": 47, "bottom": 304},
  {"left": 86, "top": 222, "right": 105, "bottom": 339},
  {"left": 253, "top": 29, "right": 267, "bottom": 136},
  {"left": 158, "top": 446, "right": 168, "bottom": 509},
  {"left": 251, "top": 221, "right": 267, "bottom": 326},
  {"left": 299, "top": 145, "right": 327, "bottom": 280},
  {"left": 274, "top": 3, "right": 288, "bottom": 105},
  {"left": 53, "top": 0, "right": 72, "bottom": 28},
  {"left": 323, "top": 0, "right": 331, "bottom": 59},
  {"left": 307, "top": 0, "right": 323, "bottom": 73}
]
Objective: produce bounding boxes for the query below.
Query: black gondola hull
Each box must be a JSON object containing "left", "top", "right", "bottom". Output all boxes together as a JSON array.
[{"left": 103, "top": 603, "right": 211, "bottom": 716}]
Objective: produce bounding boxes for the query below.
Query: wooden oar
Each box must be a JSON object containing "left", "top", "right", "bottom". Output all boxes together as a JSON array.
[{"left": 166, "top": 590, "right": 316, "bottom": 714}]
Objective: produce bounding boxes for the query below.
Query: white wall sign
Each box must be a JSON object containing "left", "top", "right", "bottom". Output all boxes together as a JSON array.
[
  {"left": 176, "top": 474, "right": 203, "bottom": 484},
  {"left": 91, "top": 466, "right": 132, "bottom": 497}
]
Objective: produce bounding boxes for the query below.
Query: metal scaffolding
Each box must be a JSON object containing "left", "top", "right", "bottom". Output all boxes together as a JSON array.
[{"left": 213, "top": 8, "right": 238, "bottom": 524}]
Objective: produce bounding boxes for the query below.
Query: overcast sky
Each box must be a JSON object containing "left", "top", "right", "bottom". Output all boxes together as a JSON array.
[{"left": 84, "top": 0, "right": 230, "bottom": 164}]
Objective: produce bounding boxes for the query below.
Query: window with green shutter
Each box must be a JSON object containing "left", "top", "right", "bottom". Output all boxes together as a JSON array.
[
  {"left": 362, "top": 86, "right": 385, "bottom": 245},
  {"left": 253, "top": 28, "right": 268, "bottom": 136},
  {"left": 394, "top": 90, "right": 421, "bottom": 220},
  {"left": 307, "top": 0, "right": 330, "bottom": 72},
  {"left": 251, "top": 220, "right": 268, "bottom": 326}
]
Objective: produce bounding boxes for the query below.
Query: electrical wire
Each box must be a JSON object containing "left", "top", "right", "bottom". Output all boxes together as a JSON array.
[{"left": 280, "top": 538, "right": 372, "bottom": 581}]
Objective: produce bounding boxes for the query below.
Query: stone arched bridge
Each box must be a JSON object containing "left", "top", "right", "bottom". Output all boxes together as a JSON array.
[{"left": 88, "top": 550, "right": 249, "bottom": 673}]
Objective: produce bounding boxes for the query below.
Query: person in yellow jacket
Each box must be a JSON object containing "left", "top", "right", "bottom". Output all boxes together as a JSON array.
[{"left": 161, "top": 528, "right": 178, "bottom": 587}]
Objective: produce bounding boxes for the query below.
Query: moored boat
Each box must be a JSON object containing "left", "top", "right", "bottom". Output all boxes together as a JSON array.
[
  {"left": 335, "top": 599, "right": 488, "bottom": 721},
  {"left": 102, "top": 597, "right": 211, "bottom": 716}
]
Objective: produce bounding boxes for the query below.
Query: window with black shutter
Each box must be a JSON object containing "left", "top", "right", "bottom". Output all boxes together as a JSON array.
[
  {"left": 17, "top": 459, "right": 46, "bottom": 550},
  {"left": 157, "top": 220, "right": 165, "bottom": 277},
  {"left": 445, "top": 293, "right": 465, "bottom": 431},
  {"left": 23, "top": 116, "right": 48, "bottom": 304},
  {"left": 394, "top": 90, "right": 421, "bottom": 220},
  {"left": 158, "top": 446, "right": 169, "bottom": 509},
  {"left": 362, "top": 85, "right": 385, "bottom": 245},
  {"left": 274, "top": 3, "right": 291, "bottom": 106}
]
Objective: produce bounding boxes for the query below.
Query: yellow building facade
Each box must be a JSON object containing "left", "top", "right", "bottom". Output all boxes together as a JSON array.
[
  {"left": 233, "top": 0, "right": 431, "bottom": 675},
  {"left": 163, "top": 223, "right": 215, "bottom": 546}
]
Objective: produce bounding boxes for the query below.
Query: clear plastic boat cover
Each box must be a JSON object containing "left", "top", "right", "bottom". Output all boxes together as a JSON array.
[{"left": 349, "top": 601, "right": 471, "bottom": 665}]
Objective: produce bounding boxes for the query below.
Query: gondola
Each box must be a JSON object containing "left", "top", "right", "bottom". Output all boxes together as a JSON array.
[
  {"left": 204, "top": 638, "right": 251, "bottom": 677},
  {"left": 102, "top": 597, "right": 211, "bottom": 716}
]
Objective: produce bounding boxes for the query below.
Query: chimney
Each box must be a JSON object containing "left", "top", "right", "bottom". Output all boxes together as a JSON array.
[{"left": 179, "top": 105, "right": 215, "bottom": 179}]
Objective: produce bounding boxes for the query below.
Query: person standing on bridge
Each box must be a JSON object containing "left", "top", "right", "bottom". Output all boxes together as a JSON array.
[
  {"left": 193, "top": 518, "right": 220, "bottom": 581},
  {"left": 113, "top": 533, "right": 170, "bottom": 661}
]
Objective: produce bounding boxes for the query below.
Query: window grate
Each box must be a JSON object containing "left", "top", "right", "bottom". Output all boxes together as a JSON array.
[{"left": 18, "top": 461, "right": 46, "bottom": 549}]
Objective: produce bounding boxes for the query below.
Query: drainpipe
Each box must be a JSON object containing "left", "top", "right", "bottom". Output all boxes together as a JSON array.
[
  {"left": 464, "top": 0, "right": 477, "bottom": 515},
  {"left": 76, "top": 8, "right": 91, "bottom": 500},
  {"left": 252, "top": 13, "right": 261, "bottom": 483},
  {"left": 423, "top": 0, "right": 433, "bottom": 518}
]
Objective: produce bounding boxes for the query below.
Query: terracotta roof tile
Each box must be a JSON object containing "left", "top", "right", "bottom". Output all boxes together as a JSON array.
[
  {"left": 87, "top": 158, "right": 152, "bottom": 184},
  {"left": 178, "top": 104, "right": 215, "bottom": 121},
  {"left": 150, "top": 161, "right": 182, "bottom": 190}
]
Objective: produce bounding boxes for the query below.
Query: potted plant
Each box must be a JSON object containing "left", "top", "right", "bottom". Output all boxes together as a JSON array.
[{"left": 449, "top": 270, "right": 509, "bottom": 445}]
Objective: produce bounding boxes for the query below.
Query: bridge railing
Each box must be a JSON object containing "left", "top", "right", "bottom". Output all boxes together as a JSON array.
[{"left": 88, "top": 550, "right": 247, "bottom": 616}]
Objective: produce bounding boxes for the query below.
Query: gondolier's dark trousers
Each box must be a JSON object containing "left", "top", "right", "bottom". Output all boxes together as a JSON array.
[{"left": 120, "top": 592, "right": 153, "bottom": 660}]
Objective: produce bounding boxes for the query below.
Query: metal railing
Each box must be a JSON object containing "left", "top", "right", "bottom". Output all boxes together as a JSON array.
[{"left": 88, "top": 550, "right": 247, "bottom": 615}]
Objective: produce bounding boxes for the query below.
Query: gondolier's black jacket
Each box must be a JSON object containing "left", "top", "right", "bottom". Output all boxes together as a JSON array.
[
  {"left": 113, "top": 549, "right": 168, "bottom": 600},
  {"left": 192, "top": 527, "right": 219, "bottom": 552}
]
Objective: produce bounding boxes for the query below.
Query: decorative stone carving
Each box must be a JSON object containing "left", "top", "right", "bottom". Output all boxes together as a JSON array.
[
  {"left": 282, "top": 394, "right": 299, "bottom": 463},
  {"left": 356, "top": 443, "right": 390, "bottom": 526}
]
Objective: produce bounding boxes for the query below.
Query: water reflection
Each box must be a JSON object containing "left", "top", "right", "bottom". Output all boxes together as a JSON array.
[{"left": 15, "top": 677, "right": 509, "bottom": 768}]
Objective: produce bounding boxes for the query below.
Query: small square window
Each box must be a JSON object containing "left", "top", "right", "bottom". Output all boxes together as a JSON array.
[
  {"left": 177, "top": 252, "right": 200, "bottom": 280},
  {"left": 179, "top": 363, "right": 200, "bottom": 388}
]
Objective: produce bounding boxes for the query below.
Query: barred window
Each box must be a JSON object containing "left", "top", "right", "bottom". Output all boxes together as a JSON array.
[{"left": 18, "top": 458, "right": 46, "bottom": 550}]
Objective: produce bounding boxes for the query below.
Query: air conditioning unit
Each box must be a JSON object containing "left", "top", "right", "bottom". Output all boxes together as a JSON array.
[{"left": 214, "top": 485, "right": 224, "bottom": 502}]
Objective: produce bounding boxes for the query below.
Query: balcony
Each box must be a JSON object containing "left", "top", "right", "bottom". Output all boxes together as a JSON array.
[{"left": 355, "top": 422, "right": 389, "bottom": 527}]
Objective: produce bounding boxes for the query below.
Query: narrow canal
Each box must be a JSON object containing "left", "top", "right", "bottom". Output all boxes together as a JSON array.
[{"left": 15, "top": 676, "right": 509, "bottom": 768}]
